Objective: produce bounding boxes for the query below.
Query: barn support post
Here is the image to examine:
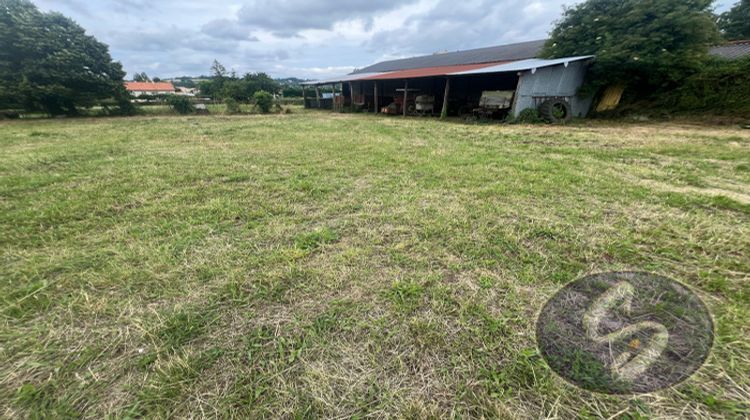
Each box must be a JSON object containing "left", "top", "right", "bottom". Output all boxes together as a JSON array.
[
  {"left": 315, "top": 86, "right": 320, "bottom": 108},
  {"left": 340, "top": 82, "right": 344, "bottom": 112},
  {"left": 302, "top": 85, "right": 306, "bottom": 108},
  {"left": 331, "top": 83, "right": 343, "bottom": 112},
  {"left": 332, "top": 84, "right": 337, "bottom": 112},
  {"left": 402, "top": 80, "right": 409, "bottom": 117},
  {"left": 374, "top": 82, "right": 379, "bottom": 113},
  {"left": 441, "top": 77, "right": 451, "bottom": 119},
  {"left": 348, "top": 82, "right": 354, "bottom": 110}
]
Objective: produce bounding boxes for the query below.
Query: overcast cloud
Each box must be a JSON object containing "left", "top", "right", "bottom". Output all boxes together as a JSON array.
[{"left": 34, "top": 0, "right": 734, "bottom": 80}]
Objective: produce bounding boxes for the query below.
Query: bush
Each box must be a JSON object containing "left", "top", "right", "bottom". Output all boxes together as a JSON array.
[
  {"left": 1, "top": 111, "right": 21, "bottom": 119},
  {"left": 253, "top": 91, "right": 273, "bottom": 113},
  {"left": 225, "top": 98, "right": 241, "bottom": 114},
  {"left": 167, "top": 96, "right": 195, "bottom": 115},
  {"left": 115, "top": 97, "right": 138, "bottom": 116},
  {"left": 510, "top": 108, "right": 545, "bottom": 124}
]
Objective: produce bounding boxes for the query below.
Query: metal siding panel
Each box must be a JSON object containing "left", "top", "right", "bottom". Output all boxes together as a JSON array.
[
  {"left": 512, "top": 61, "right": 591, "bottom": 117},
  {"left": 450, "top": 56, "right": 594, "bottom": 75}
]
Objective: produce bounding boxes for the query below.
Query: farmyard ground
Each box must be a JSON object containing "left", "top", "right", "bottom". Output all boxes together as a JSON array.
[{"left": 1, "top": 112, "right": 748, "bottom": 418}]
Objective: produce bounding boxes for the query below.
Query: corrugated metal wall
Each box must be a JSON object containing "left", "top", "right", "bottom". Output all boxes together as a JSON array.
[{"left": 512, "top": 61, "right": 592, "bottom": 117}]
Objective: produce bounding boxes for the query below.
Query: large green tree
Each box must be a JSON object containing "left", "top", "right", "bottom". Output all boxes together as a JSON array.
[
  {"left": 541, "top": 0, "right": 720, "bottom": 93},
  {"left": 0, "top": 0, "right": 129, "bottom": 115},
  {"left": 718, "top": 0, "right": 750, "bottom": 40}
]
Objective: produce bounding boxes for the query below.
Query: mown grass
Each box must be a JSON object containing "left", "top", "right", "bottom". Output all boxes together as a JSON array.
[{"left": 1, "top": 112, "right": 748, "bottom": 418}]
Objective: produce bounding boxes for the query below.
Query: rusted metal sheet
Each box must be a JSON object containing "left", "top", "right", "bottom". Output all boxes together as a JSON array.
[{"left": 360, "top": 62, "right": 510, "bottom": 81}]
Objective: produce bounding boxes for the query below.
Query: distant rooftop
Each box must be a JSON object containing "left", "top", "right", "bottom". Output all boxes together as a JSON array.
[
  {"left": 710, "top": 40, "right": 750, "bottom": 60},
  {"left": 352, "top": 39, "right": 546, "bottom": 74},
  {"left": 124, "top": 82, "right": 176, "bottom": 91}
]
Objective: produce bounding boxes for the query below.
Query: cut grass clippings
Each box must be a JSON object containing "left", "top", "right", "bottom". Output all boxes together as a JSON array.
[{"left": 1, "top": 112, "right": 749, "bottom": 418}]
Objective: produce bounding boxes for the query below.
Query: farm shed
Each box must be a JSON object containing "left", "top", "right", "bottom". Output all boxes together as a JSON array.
[{"left": 302, "top": 40, "right": 594, "bottom": 119}]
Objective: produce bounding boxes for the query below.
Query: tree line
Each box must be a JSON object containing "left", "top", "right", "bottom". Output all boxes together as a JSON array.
[
  {"left": 1, "top": 0, "right": 748, "bottom": 117},
  {"left": 196, "top": 60, "right": 280, "bottom": 102}
]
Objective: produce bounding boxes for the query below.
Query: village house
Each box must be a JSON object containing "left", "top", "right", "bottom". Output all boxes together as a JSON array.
[{"left": 124, "top": 81, "right": 176, "bottom": 97}]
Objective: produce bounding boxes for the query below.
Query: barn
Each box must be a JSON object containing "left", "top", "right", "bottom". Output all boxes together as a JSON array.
[{"left": 302, "top": 40, "right": 594, "bottom": 120}]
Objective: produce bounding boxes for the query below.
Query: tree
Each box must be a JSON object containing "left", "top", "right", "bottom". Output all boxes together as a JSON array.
[
  {"left": 210, "top": 60, "right": 227, "bottom": 79},
  {"left": 152, "top": 77, "right": 161, "bottom": 83},
  {"left": 174, "top": 77, "right": 196, "bottom": 88},
  {"left": 718, "top": 0, "right": 750, "bottom": 40},
  {"left": 0, "top": 0, "right": 129, "bottom": 115},
  {"left": 133, "top": 72, "right": 151, "bottom": 82},
  {"left": 542, "top": 0, "right": 720, "bottom": 94}
]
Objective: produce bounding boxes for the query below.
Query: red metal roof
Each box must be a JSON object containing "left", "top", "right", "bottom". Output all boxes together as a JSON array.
[
  {"left": 360, "top": 61, "right": 512, "bottom": 81},
  {"left": 124, "top": 82, "right": 175, "bottom": 91}
]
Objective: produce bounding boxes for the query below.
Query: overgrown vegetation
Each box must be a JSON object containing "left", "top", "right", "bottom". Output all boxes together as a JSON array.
[
  {"left": 1, "top": 113, "right": 748, "bottom": 418},
  {"left": 652, "top": 56, "right": 750, "bottom": 115},
  {"left": 542, "top": 0, "right": 720, "bottom": 95}
]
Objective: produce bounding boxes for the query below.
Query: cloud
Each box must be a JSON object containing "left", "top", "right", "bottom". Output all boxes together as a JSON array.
[
  {"left": 366, "top": 0, "right": 567, "bottom": 57},
  {"left": 202, "top": 19, "right": 260, "bottom": 41},
  {"left": 40, "top": 0, "right": 734, "bottom": 80},
  {"left": 237, "top": 0, "right": 417, "bottom": 35}
]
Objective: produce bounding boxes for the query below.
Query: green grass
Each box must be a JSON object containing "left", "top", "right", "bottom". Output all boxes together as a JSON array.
[{"left": 1, "top": 112, "right": 749, "bottom": 418}]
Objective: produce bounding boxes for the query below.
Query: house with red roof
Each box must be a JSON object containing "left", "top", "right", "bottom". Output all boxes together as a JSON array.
[{"left": 124, "top": 81, "right": 176, "bottom": 97}]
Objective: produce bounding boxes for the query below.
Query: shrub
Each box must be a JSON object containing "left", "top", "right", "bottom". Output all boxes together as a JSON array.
[
  {"left": 115, "top": 97, "right": 138, "bottom": 116},
  {"left": 166, "top": 96, "right": 195, "bottom": 115},
  {"left": 253, "top": 91, "right": 273, "bottom": 113},
  {"left": 510, "top": 108, "right": 545, "bottom": 124},
  {"left": 225, "top": 98, "right": 241, "bottom": 114}
]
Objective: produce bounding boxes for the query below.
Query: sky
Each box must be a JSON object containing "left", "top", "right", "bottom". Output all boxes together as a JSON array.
[{"left": 34, "top": 0, "right": 735, "bottom": 81}]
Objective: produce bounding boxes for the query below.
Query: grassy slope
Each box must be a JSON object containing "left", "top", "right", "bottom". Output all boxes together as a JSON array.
[{"left": 1, "top": 113, "right": 748, "bottom": 418}]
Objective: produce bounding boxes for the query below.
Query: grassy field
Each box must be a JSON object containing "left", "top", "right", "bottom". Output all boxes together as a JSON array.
[{"left": 1, "top": 112, "right": 748, "bottom": 418}]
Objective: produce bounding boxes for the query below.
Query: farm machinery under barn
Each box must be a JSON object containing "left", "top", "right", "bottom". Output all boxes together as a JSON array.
[{"left": 472, "top": 90, "right": 515, "bottom": 119}]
